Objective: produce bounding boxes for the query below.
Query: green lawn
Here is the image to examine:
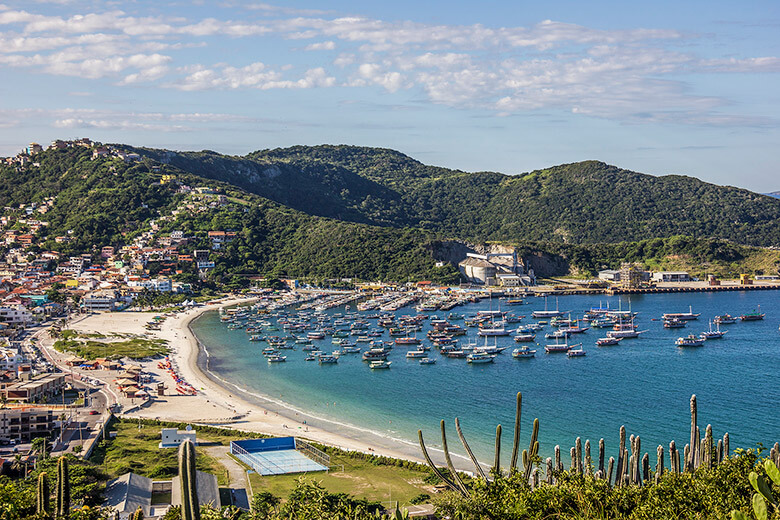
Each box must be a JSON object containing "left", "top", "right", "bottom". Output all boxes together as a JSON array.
[
  {"left": 89, "top": 419, "right": 230, "bottom": 485},
  {"left": 53, "top": 336, "right": 169, "bottom": 360},
  {"left": 245, "top": 450, "right": 433, "bottom": 507}
]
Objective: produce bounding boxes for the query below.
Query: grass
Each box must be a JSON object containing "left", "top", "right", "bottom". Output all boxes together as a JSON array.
[
  {"left": 89, "top": 418, "right": 230, "bottom": 485},
  {"left": 53, "top": 336, "right": 169, "bottom": 360},
  {"left": 244, "top": 450, "right": 433, "bottom": 507}
]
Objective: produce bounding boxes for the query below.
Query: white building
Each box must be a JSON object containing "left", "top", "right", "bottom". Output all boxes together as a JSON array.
[
  {"left": 651, "top": 271, "right": 691, "bottom": 283},
  {"left": 0, "top": 305, "right": 33, "bottom": 325},
  {"left": 159, "top": 427, "right": 197, "bottom": 448},
  {"left": 0, "top": 348, "right": 24, "bottom": 372}
]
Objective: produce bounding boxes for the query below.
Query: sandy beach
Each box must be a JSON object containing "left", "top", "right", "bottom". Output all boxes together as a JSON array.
[{"left": 63, "top": 299, "right": 429, "bottom": 466}]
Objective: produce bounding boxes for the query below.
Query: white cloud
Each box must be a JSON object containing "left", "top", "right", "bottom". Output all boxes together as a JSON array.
[{"left": 304, "top": 40, "right": 335, "bottom": 51}]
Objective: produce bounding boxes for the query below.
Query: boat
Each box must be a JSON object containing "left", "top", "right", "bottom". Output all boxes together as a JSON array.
[
  {"left": 513, "top": 333, "right": 536, "bottom": 342},
  {"left": 532, "top": 296, "right": 566, "bottom": 319},
  {"left": 466, "top": 352, "right": 495, "bottom": 363},
  {"left": 714, "top": 314, "right": 737, "bottom": 325},
  {"left": 362, "top": 348, "right": 389, "bottom": 361},
  {"left": 700, "top": 321, "right": 727, "bottom": 339},
  {"left": 662, "top": 306, "right": 700, "bottom": 321},
  {"left": 307, "top": 331, "right": 325, "bottom": 340},
  {"left": 512, "top": 346, "right": 537, "bottom": 358},
  {"left": 545, "top": 338, "right": 579, "bottom": 353},
  {"left": 663, "top": 318, "right": 687, "bottom": 329},
  {"left": 567, "top": 347, "right": 586, "bottom": 357},
  {"left": 740, "top": 306, "right": 765, "bottom": 321},
  {"left": 395, "top": 336, "right": 422, "bottom": 345},
  {"left": 419, "top": 357, "right": 437, "bottom": 365},
  {"left": 477, "top": 324, "right": 510, "bottom": 336},
  {"left": 369, "top": 360, "right": 391, "bottom": 369},
  {"left": 505, "top": 298, "right": 524, "bottom": 306},
  {"left": 676, "top": 334, "right": 705, "bottom": 347},
  {"left": 596, "top": 337, "right": 622, "bottom": 346},
  {"left": 318, "top": 355, "right": 339, "bottom": 364},
  {"left": 405, "top": 350, "right": 427, "bottom": 358},
  {"left": 267, "top": 355, "right": 286, "bottom": 363}
]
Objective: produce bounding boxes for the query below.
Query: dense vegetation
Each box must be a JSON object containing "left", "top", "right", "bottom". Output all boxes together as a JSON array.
[
  {"left": 134, "top": 144, "right": 780, "bottom": 246},
  {"left": 4, "top": 143, "right": 780, "bottom": 282}
]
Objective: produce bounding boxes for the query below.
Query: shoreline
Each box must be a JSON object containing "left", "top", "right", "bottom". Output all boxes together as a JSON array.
[{"left": 76, "top": 300, "right": 446, "bottom": 468}]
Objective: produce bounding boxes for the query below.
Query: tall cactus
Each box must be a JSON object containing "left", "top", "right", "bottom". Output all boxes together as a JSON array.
[
  {"left": 606, "top": 457, "right": 614, "bottom": 486},
  {"left": 554, "top": 445, "right": 562, "bottom": 473},
  {"left": 616, "top": 426, "right": 626, "bottom": 487},
  {"left": 455, "top": 418, "right": 488, "bottom": 481},
  {"left": 716, "top": 439, "right": 723, "bottom": 466},
  {"left": 439, "top": 421, "right": 468, "bottom": 495},
  {"left": 417, "top": 429, "right": 462, "bottom": 495},
  {"left": 687, "top": 395, "right": 697, "bottom": 472},
  {"left": 509, "top": 392, "right": 522, "bottom": 474},
  {"left": 37, "top": 471, "right": 50, "bottom": 517},
  {"left": 492, "top": 424, "right": 502, "bottom": 476},
  {"left": 598, "top": 439, "right": 605, "bottom": 477},
  {"left": 669, "top": 441, "right": 679, "bottom": 474},
  {"left": 655, "top": 445, "right": 664, "bottom": 484},
  {"left": 575, "top": 437, "right": 582, "bottom": 475},
  {"left": 723, "top": 433, "right": 730, "bottom": 462},
  {"left": 545, "top": 457, "right": 553, "bottom": 485},
  {"left": 522, "top": 418, "right": 539, "bottom": 483},
  {"left": 704, "top": 424, "right": 713, "bottom": 470},
  {"left": 56, "top": 457, "right": 70, "bottom": 518},
  {"left": 178, "top": 439, "right": 201, "bottom": 520},
  {"left": 642, "top": 453, "right": 649, "bottom": 483},
  {"left": 584, "top": 440, "right": 592, "bottom": 477}
]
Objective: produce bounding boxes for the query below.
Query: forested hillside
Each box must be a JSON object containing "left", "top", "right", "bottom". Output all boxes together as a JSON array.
[{"left": 129, "top": 144, "right": 780, "bottom": 246}]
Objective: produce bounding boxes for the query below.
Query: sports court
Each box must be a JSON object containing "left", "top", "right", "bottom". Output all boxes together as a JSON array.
[{"left": 230, "top": 437, "right": 330, "bottom": 476}]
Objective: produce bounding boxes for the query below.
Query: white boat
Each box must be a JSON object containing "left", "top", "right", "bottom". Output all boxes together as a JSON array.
[
  {"left": 596, "top": 337, "right": 622, "bottom": 346},
  {"left": 513, "top": 333, "right": 536, "bottom": 342},
  {"left": 700, "top": 321, "right": 727, "bottom": 339},
  {"left": 267, "top": 355, "right": 286, "bottom": 363},
  {"left": 545, "top": 338, "right": 580, "bottom": 353},
  {"left": 662, "top": 306, "right": 700, "bottom": 321},
  {"left": 466, "top": 352, "right": 495, "bottom": 363},
  {"left": 419, "top": 357, "right": 436, "bottom": 365},
  {"left": 512, "top": 346, "right": 536, "bottom": 358},
  {"left": 406, "top": 350, "right": 427, "bottom": 358},
  {"left": 369, "top": 360, "right": 391, "bottom": 369},
  {"left": 567, "top": 348, "right": 586, "bottom": 357},
  {"left": 532, "top": 296, "right": 566, "bottom": 319},
  {"left": 714, "top": 314, "right": 737, "bottom": 325},
  {"left": 676, "top": 334, "right": 705, "bottom": 347}
]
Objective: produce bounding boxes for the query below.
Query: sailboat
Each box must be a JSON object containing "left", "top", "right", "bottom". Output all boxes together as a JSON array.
[{"left": 532, "top": 296, "right": 566, "bottom": 319}]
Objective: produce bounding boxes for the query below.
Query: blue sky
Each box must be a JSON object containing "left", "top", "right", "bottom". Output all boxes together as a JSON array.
[{"left": 0, "top": 0, "right": 778, "bottom": 190}]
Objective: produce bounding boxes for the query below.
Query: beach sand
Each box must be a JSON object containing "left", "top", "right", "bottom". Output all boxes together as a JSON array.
[{"left": 65, "top": 300, "right": 428, "bottom": 465}]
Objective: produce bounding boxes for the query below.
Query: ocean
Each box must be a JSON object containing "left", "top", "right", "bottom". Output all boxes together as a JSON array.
[{"left": 190, "top": 290, "right": 780, "bottom": 468}]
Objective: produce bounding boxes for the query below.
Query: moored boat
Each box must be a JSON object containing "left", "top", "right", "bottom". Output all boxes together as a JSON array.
[
  {"left": 512, "top": 346, "right": 537, "bottom": 358},
  {"left": 676, "top": 334, "right": 705, "bottom": 347}
]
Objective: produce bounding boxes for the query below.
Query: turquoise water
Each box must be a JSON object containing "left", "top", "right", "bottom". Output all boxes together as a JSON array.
[{"left": 191, "top": 291, "right": 780, "bottom": 467}]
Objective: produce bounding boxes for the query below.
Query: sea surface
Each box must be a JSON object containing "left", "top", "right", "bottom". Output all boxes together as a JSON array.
[{"left": 190, "top": 290, "right": 780, "bottom": 468}]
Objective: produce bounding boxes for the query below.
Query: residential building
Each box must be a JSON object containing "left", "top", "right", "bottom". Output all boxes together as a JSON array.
[
  {"left": 2, "top": 373, "right": 66, "bottom": 402},
  {"left": 82, "top": 290, "right": 120, "bottom": 312},
  {"left": 0, "top": 408, "right": 54, "bottom": 442},
  {"left": 0, "top": 304, "right": 33, "bottom": 325}
]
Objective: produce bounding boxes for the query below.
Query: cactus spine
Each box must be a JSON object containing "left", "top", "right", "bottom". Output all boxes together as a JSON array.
[
  {"left": 37, "top": 471, "right": 50, "bottom": 516},
  {"left": 509, "top": 392, "right": 522, "bottom": 474},
  {"left": 178, "top": 439, "right": 201, "bottom": 520},
  {"left": 56, "top": 457, "right": 70, "bottom": 518}
]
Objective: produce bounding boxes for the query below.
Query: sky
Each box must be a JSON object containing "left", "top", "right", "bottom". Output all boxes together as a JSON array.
[{"left": 0, "top": 0, "right": 778, "bottom": 191}]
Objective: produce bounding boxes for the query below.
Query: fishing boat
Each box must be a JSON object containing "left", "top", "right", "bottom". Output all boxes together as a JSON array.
[
  {"left": 714, "top": 314, "right": 737, "bottom": 325},
  {"left": 740, "top": 306, "right": 765, "bottom": 321},
  {"left": 512, "top": 346, "right": 537, "bottom": 358},
  {"left": 318, "top": 355, "right": 339, "bottom": 364},
  {"left": 267, "top": 355, "right": 286, "bottom": 363},
  {"left": 369, "top": 360, "right": 391, "bottom": 369},
  {"left": 419, "top": 357, "right": 437, "bottom": 365},
  {"left": 662, "top": 306, "right": 700, "bottom": 321},
  {"left": 466, "top": 352, "right": 495, "bottom": 363},
  {"left": 596, "top": 337, "right": 622, "bottom": 346},
  {"left": 567, "top": 347, "right": 586, "bottom": 357},
  {"left": 307, "top": 331, "right": 325, "bottom": 340},
  {"left": 676, "top": 334, "right": 705, "bottom": 347},
  {"left": 532, "top": 296, "right": 566, "bottom": 319},
  {"left": 362, "top": 348, "right": 389, "bottom": 361},
  {"left": 700, "top": 321, "right": 727, "bottom": 339},
  {"left": 341, "top": 345, "right": 362, "bottom": 354},
  {"left": 663, "top": 318, "right": 687, "bottom": 329}
]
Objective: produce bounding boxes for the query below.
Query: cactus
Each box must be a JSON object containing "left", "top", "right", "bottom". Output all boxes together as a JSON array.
[
  {"left": 522, "top": 418, "right": 539, "bottom": 483},
  {"left": 532, "top": 467, "right": 540, "bottom": 489},
  {"left": 669, "top": 441, "right": 679, "bottom": 474},
  {"left": 695, "top": 426, "right": 701, "bottom": 469},
  {"left": 731, "top": 459, "right": 780, "bottom": 520},
  {"left": 545, "top": 457, "right": 553, "bottom": 485},
  {"left": 37, "top": 471, "right": 50, "bottom": 516},
  {"left": 131, "top": 507, "right": 144, "bottom": 520},
  {"left": 56, "top": 457, "right": 70, "bottom": 518},
  {"left": 554, "top": 445, "right": 562, "bottom": 473},
  {"left": 493, "top": 424, "right": 502, "bottom": 476},
  {"left": 772, "top": 442, "right": 780, "bottom": 469},
  {"left": 178, "top": 439, "right": 201, "bottom": 520},
  {"left": 584, "top": 440, "right": 592, "bottom": 477},
  {"left": 417, "top": 429, "right": 462, "bottom": 495},
  {"left": 575, "top": 437, "right": 582, "bottom": 475},
  {"left": 687, "top": 395, "right": 697, "bottom": 472},
  {"left": 570, "top": 447, "right": 576, "bottom": 472},
  {"left": 509, "top": 392, "right": 522, "bottom": 474},
  {"left": 684, "top": 444, "right": 690, "bottom": 474},
  {"left": 440, "top": 421, "right": 468, "bottom": 495},
  {"left": 723, "top": 433, "right": 730, "bottom": 462},
  {"left": 704, "top": 425, "right": 713, "bottom": 470},
  {"left": 616, "top": 426, "right": 626, "bottom": 487},
  {"left": 598, "top": 438, "right": 605, "bottom": 477},
  {"left": 607, "top": 457, "right": 614, "bottom": 486},
  {"left": 655, "top": 445, "right": 664, "bottom": 484},
  {"left": 717, "top": 439, "right": 723, "bottom": 466},
  {"left": 642, "top": 453, "right": 650, "bottom": 483},
  {"left": 454, "top": 418, "right": 488, "bottom": 481}
]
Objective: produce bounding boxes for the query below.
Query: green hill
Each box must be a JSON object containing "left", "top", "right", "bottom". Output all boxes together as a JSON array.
[{"left": 129, "top": 144, "right": 780, "bottom": 247}]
